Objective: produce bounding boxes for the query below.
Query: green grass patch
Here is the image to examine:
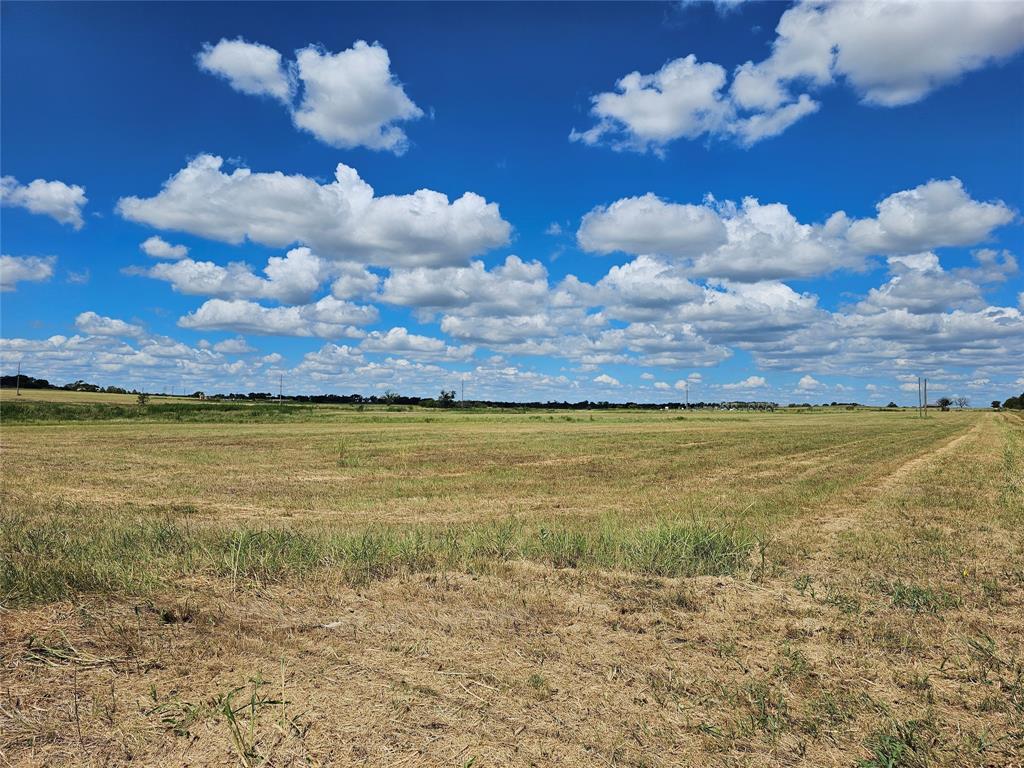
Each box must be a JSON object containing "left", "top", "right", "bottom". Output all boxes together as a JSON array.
[
  {"left": 873, "top": 578, "right": 958, "bottom": 613},
  {"left": 0, "top": 508, "right": 754, "bottom": 605},
  {"left": 0, "top": 400, "right": 321, "bottom": 424}
]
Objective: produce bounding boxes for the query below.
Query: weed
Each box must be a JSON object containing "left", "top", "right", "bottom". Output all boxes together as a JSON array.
[
  {"left": 794, "top": 574, "right": 814, "bottom": 597},
  {"left": 875, "top": 579, "right": 957, "bottom": 613},
  {"left": 859, "top": 718, "right": 939, "bottom": 768}
]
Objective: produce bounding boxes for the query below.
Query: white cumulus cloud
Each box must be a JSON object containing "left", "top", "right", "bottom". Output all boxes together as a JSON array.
[
  {"left": 198, "top": 38, "right": 422, "bottom": 153},
  {"left": 75, "top": 311, "right": 145, "bottom": 338},
  {"left": 117, "top": 155, "right": 511, "bottom": 268},
  {"left": 1, "top": 176, "right": 87, "bottom": 229},
  {"left": 0, "top": 255, "right": 56, "bottom": 292},
  {"left": 574, "top": 1, "right": 1024, "bottom": 152},
  {"left": 722, "top": 375, "right": 767, "bottom": 390},
  {"left": 140, "top": 236, "right": 189, "bottom": 259},
  {"left": 177, "top": 296, "right": 377, "bottom": 338}
]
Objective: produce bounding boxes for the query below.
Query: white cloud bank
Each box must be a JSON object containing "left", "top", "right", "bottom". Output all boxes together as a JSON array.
[
  {"left": 577, "top": 178, "right": 1014, "bottom": 281},
  {"left": 117, "top": 155, "right": 511, "bottom": 268},
  {"left": 198, "top": 38, "right": 422, "bottom": 153},
  {"left": 178, "top": 296, "right": 377, "bottom": 338},
  {"left": 572, "top": 1, "right": 1024, "bottom": 152}
]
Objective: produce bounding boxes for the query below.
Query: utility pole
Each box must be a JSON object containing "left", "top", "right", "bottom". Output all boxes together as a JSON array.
[
  {"left": 16, "top": 361, "right": 21, "bottom": 396},
  {"left": 460, "top": 377, "right": 465, "bottom": 407},
  {"left": 279, "top": 373, "right": 283, "bottom": 406},
  {"left": 923, "top": 378, "right": 927, "bottom": 418}
]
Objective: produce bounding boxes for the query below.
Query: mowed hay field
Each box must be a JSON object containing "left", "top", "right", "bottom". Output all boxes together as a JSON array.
[{"left": 1, "top": 396, "right": 1022, "bottom": 767}]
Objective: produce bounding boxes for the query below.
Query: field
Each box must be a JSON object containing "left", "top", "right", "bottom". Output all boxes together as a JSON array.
[{"left": 1, "top": 395, "right": 1022, "bottom": 767}]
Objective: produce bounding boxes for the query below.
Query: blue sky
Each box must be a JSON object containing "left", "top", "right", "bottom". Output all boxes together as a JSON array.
[{"left": 2, "top": 1, "right": 1022, "bottom": 404}]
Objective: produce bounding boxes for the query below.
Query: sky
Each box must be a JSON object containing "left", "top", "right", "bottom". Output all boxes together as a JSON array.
[{"left": 1, "top": 0, "right": 1023, "bottom": 405}]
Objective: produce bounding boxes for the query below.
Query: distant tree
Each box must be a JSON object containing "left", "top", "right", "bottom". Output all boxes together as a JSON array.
[
  {"left": 437, "top": 389, "right": 456, "bottom": 408},
  {"left": 954, "top": 396, "right": 969, "bottom": 410},
  {"left": 991, "top": 400, "right": 1001, "bottom": 409},
  {"left": 936, "top": 397, "right": 952, "bottom": 411},
  {"left": 886, "top": 401, "right": 898, "bottom": 409},
  {"left": 1003, "top": 392, "right": 1024, "bottom": 410},
  {"left": 382, "top": 389, "right": 399, "bottom": 405},
  {"left": 137, "top": 392, "right": 150, "bottom": 406}
]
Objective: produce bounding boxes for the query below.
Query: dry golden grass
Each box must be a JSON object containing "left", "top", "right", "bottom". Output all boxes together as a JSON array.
[
  {"left": 0, "top": 388, "right": 183, "bottom": 405},
  {"left": 1, "top": 401, "right": 1021, "bottom": 767}
]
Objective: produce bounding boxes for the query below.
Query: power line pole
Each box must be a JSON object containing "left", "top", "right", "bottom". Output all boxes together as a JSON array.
[
  {"left": 460, "top": 376, "right": 464, "bottom": 407},
  {"left": 279, "top": 373, "right": 283, "bottom": 406},
  {"left": 16, "top": 361, "right": 21, "bottom": 396},
  {"left": 923, "top": 378, "right": 928, "bottom": 418}
]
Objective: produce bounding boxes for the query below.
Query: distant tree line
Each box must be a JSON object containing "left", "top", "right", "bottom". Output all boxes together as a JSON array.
[
  {"left": 0, "top": 375, "right": 136, "bottom": 395},
  {"left": 996, "top": 391, "right": 1024, "bottom": 410},
  {"left": 7, "top": 371, "right": 1023, "bottom": 411}
]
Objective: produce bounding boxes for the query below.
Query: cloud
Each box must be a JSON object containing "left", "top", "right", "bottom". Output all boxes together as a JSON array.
[
  {"left": 360, "top": 327, "right": 474, "bottom": 361},
  {"left": 212, "top": 337, "right": 255, "bottom": 354},
  {"left": 545, "top": 222, "right": 563, "bottom": 236},
  {"left": 573, "top": 2, "right": 1024, "bottom": 152},
  {"left": 961, "top": 249, "right": 1018, "bottom": 284},
  {"left": 330, "top": 264, "right": 381, "bottom": 300},
  {"left": 857, "top": 253, "right": 985, "bottom": 315},
  {"left": 117, "top": 155, "right": 511, "bottom": 268},
  {"left": 578, "top": 195, "right": 853, "bottom": 281},
  {"left": 577, "top": 194, "right": 727, "bottom": 258},
  {"left": 753, "top": 302, "right": 1024, "bottom": 379},
  {"left": 177, "top": 296, "right": 376, "bottom": 338},
  {"left": 722, "top": 375, "right": 767, "bottom": 390},
  {"left": 292, "top": 42, "right": 424, "bottom": 153},
  {"left": 198, "top": 38, "right": 422, "bottom": 153},
  {"left": 66, "top": 269, "right": 90, "bottom": 285},
  {"left": 593, "top": 373, "right": 621, "bottom": 387},
  {"left": 0, "top": 331, "right": 277, "bottom": 393},
  {"left": 0, "top": 255, "right": 56, "bottom": 291},
  {"left": 140, "top": 236, "right": 189, "bottom": 259},
  {"left": 797, "top": 374, "right": 823, "bottom": 391},
  {"left": 570, "top": 54, "right": 733, "bottom": 153},
  {"left": 133, "top": 247, "right": 330, "bottom": 304},
  {"left": 689, "top": 198, "right": 852, "bottom": 280},
  {"left": 382, "top": 255, "right": 549, "bottom": 317},
  {"left": 75, "top": 311, "right": 145, "bottom": 338},
  {"left": 577, "top": 178, "right": 1012, "bottom": 281},
  {"left": 728, "top": 94, "right": 820, "bottom": 146},
  {"left": 781, "top": 1, "right": 1024, "bottom": 107},
  {"left": 1, "top": 176, "right": 87, "bottom": 228},
  {"left": 197, "top": 38, "right": 292, "bottom": 103},
  {"left": 846, "top": 178, "right": 1014, "bottom": 255}
]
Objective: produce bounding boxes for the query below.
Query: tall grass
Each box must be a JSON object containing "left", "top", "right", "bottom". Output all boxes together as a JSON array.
[
  {"left": 0, "top": 400, "right": 318, "bottom": 423},
  {"left": 0, "top": 507, "right": 754, "bottom": 605}
]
